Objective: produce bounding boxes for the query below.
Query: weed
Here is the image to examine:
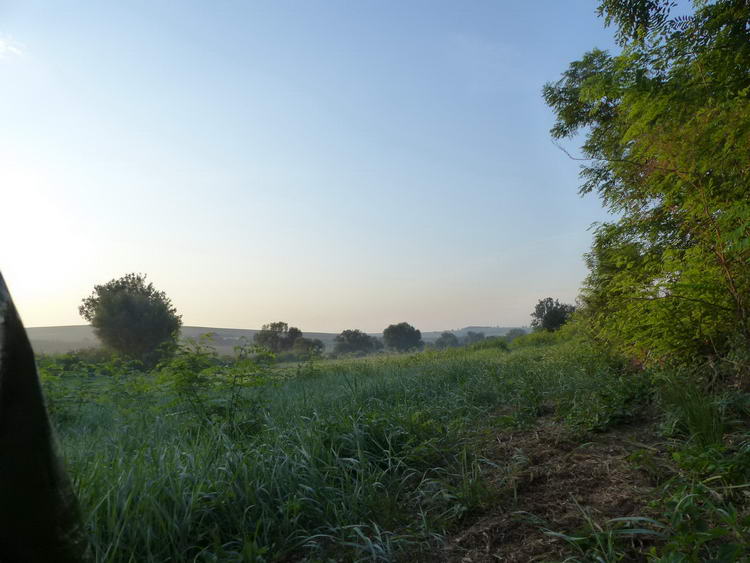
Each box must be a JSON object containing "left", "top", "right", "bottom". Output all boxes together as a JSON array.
[{"left": 545, "top": 498, "right": 665, "bottom": 562}]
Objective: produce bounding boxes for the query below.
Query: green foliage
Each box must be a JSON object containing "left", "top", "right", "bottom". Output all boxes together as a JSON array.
[
  {"left": 530, "top": 297, "right": 576, "bottom": 332},
  {"left": 50, "top": 347, "right": 522, "bottom": 561},
  {"left": 462, "top": 331, "right": 485, "bottom": 346},
  {"left": 467, "top": 336, "right": 509, "bottom": 352},
  {"left": 529, "top": 335, "right": 651, "bottom": 432},
  {"left": 334, "top": 329, "right": 380, "bottom": 355},
  {"left": 561, "top": 370, "right": 652, "bottom": 432},
  {"left": 157, "top": 335, "right": 220, "bottom": 416},
  {"left": 538, "top": 6, "right": 750, "bottom": 554},
  {"left": 39, "top": 321, "right": 750, "bottom": 561},
  {"left": 510, "top": 328, "right": 565, "bottom": 349},
  {"left": 157, "top": 335, "right": 269, "bottom": 427},
  {"left": 544, "top": 0, "right": 750, "bottom": 367},
  {"left": 545, "top": 503, "right": 665, "bottom": 562},
  {"left": 253, "top": 321, "right": 302, "bottom": 353},
  {"left": 505, "top": 328, "right": 528, "bottom": 341},
  {"left": 79, "top": 273, "right": 181, "bottom": 365},
  {"left": 434, "top": 331, "right": 460, "bottom": 349},
  {"left": 43, "top": 336, "right": 647, "bottom": 560},
  {"left": 39, "top": 351, "right": 146, "bottom": 424},
  {"left": 292, "top": 336, "right": 324, "bottom": 358},
  {"left": 383, "top": 322, "right": 423, "bottom": 352},
  {"left": 646, "top": 441, "right": 750, "bottom": 561},
  {"left": 597, "top": 0, "right": 677, "bottom": 45},
  {"left": 657, "top": 371, "right": 728, "bottom": 447}
]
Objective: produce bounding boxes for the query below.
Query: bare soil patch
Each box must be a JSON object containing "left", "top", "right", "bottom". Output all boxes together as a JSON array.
[{"left": 440, "top": 417, "right": 664, "bottom": 562}]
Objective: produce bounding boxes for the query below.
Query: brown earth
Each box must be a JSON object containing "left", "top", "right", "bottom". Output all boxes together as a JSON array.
[{"left": 438, "top": 417, "right": 667, "bottom": 562}]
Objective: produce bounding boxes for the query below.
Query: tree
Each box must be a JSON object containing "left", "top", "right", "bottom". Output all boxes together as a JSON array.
[
  {"left": 530, "top": 298, "right": 575, "bottom": 332},
  {"left": 285, "top": 327, "right": 303, "bottom": 349},
  {"left": 434, "top": 331, "right": 459, "bottom": 349},
  {"left": 334, "top": 329, "right": 378, "bottom": 355},
  {"left": 292, "top": 337, "right": 324, "bottom": 358},
  {"left": 463, "top": 331, "right": 485, "bottom": 346},
  {"left": 383, "top": 322, "right": 423, "bottom": 352},
  {"left": 253, "top": 322, "right": 303, "bottom": 353},
  {"left": 505, "top": 328, "right": 527, "bottom": 341},
  {"left": 79, "top": 273, "right": 181, "bottom": 363},
  {"left": 543, "top": 0, "right": 750, "bottom": 364}
]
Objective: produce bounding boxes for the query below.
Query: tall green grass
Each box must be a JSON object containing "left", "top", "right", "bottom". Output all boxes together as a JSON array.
[{"left": 43, "top": 341, "right": 645, "bottom": 561}]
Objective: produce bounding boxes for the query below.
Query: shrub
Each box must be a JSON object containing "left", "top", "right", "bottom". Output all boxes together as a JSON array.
[{"left": 79, "top": 273, "right": 181, "bottom": 365}]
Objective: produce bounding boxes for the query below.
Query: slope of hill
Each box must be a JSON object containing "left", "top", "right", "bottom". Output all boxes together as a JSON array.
[
  {"left": 27, "top": 325, "right": 528, "bottom": 355},
  {"left": 26, "top": 326, "right": 102, "bottom": 355},
  {"left": 420, "top": 326, "right": 527, "bottom": 341},
  {"left": 26, "top": 325, "right": 340, "bottom": 356}
]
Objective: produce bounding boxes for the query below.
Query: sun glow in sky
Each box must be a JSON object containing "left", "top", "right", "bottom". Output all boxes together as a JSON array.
[{"left": 0, "top": 1, "right": 617, "bottom": 333}]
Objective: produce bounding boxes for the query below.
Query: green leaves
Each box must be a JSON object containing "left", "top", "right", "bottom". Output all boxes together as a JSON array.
[
  {"left": 79, "top": 273, "right": 182, "bottom": 365},
  {"left": 530, "top": 297, "right": 576, "bottom": 332},
  {"left": 157, "top": 335, "right": 270, "bottom": 427},
  {"left": 547, "top": 0, "right": 750, "bottom": 367}
]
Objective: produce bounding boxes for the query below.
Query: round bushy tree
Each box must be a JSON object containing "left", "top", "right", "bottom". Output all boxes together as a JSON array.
[
  {"left": 383, "top": 322, "right": 423, "bottom": 352},
  {"left": 79, "top": 273, "right": 181, "bottom": 363},
  {"left": 434, "top": 331, "right": 459, "bottom": 349},
  {"left": 253, "top": 322, "right": 303, "bottom": 353},
  {"left": 530, "top": 297, "right": 575, "bottom": 332},
  {"left": 334, "top": 329, "right": 377, "bottom": 355}
]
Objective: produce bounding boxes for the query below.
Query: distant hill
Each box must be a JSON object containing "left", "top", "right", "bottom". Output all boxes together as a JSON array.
[
  {"left": 27, "top": 324, "right": 528, "bottom": 355},
  {"left": 420, "top": 326, "right": 527, "bottom": 342},
  {"left": 177, "top": 327, "right": 341, "bottom": 355},
  {"left": 26, "top": 325, "right": 341, "bottom": 356},
  {"left": 26, "top": 325, "right": 101, "bottom": 355}
]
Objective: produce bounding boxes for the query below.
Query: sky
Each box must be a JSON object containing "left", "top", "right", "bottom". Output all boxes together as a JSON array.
[{"left": 0, "top": 1, "right": 620, "bottom": 333}]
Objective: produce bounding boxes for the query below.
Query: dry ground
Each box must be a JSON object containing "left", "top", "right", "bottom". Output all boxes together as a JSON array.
[{"left": 439, "top": 416, "right": 666, "bottom": 562}]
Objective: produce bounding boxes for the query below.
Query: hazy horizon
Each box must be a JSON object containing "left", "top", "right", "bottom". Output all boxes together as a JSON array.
[
  {"left": 23, "top": 322, "right": 528, "bottom": 334},
  {"left": 1, "top": 1, "right": 615, "bottom": 333},
  {"left": 24, "top": 323, "right": 526, "bottom": 355},
  {"left": 24, "top": 323, "right": 529, "bottom": 334}
]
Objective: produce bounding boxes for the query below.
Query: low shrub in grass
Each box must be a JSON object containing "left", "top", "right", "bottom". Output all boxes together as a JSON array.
[
  {"left": 467, "top": 336, "right": 509, "bottom": 352},
  {"left": 504, "top": 336, "right": 653, "bottom": 432},
  {"left": 641, "top": 435, "right": 750, "bottom": 561},
  {"left": 509, "top": 330, "right": 561, "bottom": 349},
  {"left": 657, "top": 370, "right": 729, "bottom": 447}
]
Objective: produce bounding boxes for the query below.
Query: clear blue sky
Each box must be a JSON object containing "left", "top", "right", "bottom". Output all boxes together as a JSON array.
[{"left": 0, "top": 1, "right": 618, "bottom": 332}]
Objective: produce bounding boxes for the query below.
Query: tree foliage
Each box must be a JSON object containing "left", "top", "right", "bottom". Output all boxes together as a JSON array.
[
  {"left": 334, "top": 329, "right": 379, "bottom": 355},
  {"left": 530, "top": 298, "right": 576, "bottom": 332},
  {"left": 463, "top": 331, "right": 486, "bottom": 346},
  {"left": 79, "top": 273, "right": 181, "bottom": 364},
  {"left": 544, "top": 0, "right": 750, "bottom": 365},
  {"left": 383, "top": 322, "right": 423, "bottom": 352},
  {"left": 434, "top": 331, "right": 460, "bottom": 349},
  {"left": 253, "top": 322, "right": 303, "bottom": 353},
  {"left": 505, "top": 328, "right": 528, "bottom": 341},
  {"left": 293, "top": 337, "right": 324, "bottom": 358}
]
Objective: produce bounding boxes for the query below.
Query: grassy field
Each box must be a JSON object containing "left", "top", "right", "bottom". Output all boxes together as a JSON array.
[{"left": 40, "top": 335, "right": 750, "bottom": 561}]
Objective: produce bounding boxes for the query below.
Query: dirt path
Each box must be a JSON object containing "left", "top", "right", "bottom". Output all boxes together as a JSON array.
[{"left": 439, "top": 418, "right": 664, "bottom": 562}]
